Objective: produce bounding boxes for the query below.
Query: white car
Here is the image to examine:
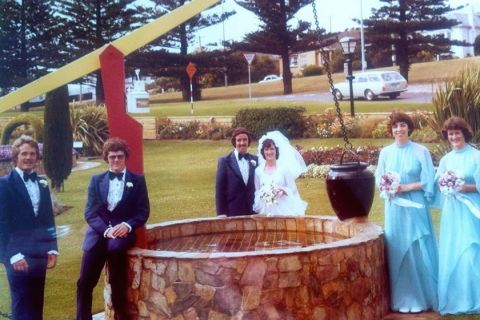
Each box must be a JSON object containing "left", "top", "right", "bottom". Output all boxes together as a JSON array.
[
  {"left": 259, "top": 74, "right": 283, "bottom": 83},
  {"left": 332, "top": 71, "right": 407, "bottom": 101}
]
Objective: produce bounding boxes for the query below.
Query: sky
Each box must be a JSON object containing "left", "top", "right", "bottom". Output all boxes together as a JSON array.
[{"left": 195, "top": 0, "right": 475, "bottom": 49}]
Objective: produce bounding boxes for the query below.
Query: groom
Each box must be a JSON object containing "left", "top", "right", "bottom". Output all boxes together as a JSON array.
[{"left": 216, "top": 127, "right": 258, "bottom": 216}]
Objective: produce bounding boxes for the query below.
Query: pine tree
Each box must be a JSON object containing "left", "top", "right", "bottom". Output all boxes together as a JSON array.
[
  {"left": 43, "top": 85, "right": 73, "bottom": 192},
  {"left": 363, "top": 0, "right": 463, "bottom": 81},
  {"left": 233, "top": 0, "right": 323, "bottom": 95},
  {"left": 0, "top": 0, "right": 66, "bottom": 110},
  {"left": 55, "top": 0, "right": 145, "bottom": 102},
  {"left": 130, "top": 0, "right": 234, "bottom": 101}
]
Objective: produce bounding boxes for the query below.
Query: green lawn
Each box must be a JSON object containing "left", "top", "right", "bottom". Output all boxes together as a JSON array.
[
  {"left": 147, "top": 99, "right": 433, "bottom": 117},
  {"left": 2, "top": 138, "right": 478, "bottom": 319}
]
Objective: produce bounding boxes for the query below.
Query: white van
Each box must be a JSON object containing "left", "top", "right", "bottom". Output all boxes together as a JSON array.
[{"left": 332, "top": 71, "right": 407, "bottom": 101}]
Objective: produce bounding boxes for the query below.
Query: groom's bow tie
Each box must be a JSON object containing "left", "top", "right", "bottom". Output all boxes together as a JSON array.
[
  {"left": 23, "top": 172, "right": 37, "bottom": 182},
  {"left": 238, "top": 153, "right": 248, "bottom": 161},
  {"left": 109, "top": 171, "right": 124, "bottom": 181}
]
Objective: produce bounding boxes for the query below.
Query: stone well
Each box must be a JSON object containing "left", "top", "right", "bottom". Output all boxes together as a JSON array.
[{"left": 115, "top": 215, "right": 390, "bottom": 319}]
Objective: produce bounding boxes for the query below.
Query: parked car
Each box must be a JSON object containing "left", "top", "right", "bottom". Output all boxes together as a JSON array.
[
  {"left": 259, "top": 74, "right": 283, "bottom": 83},
  {"left": 332, "top": 71, "right": 407, "bottom": 101}
]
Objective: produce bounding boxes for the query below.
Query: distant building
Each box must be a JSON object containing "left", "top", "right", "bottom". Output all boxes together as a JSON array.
[
  {"left": 288, "top": 30, "right": 359, "bottom": 76},
  {"left": 429, "top": 7, "right": 480, "bottom": 58}
]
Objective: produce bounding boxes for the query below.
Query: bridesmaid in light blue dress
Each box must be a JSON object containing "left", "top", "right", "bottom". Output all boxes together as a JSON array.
[
  {"left": 375, "top": 111, "right": 438, "bottom": 313},
  {"left": 436, "top": 117, "right": 480, "bottom": 315}
]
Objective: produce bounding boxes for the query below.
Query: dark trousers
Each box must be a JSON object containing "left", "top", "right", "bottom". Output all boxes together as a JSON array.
[
  {"left": 76, "top": 239, "right": 130, "bottom": 320},
  {"left": 6, "top": 257, "right": 47, "bottom": 320}
]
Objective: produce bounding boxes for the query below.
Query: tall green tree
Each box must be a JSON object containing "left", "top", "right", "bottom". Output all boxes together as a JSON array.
[
  {"left": 0, "top": 0, "right": 65, "bottom": 110},
  {"left": 130, "top": 0, "right": 234, "bottom": 101},
  {"left": 55, "top": 0, "right": 146, "bottom": 102},
  {"left": 43, "top": 85, "right": 73, "bottom": 191},
  {"left": 233, "top": 0, "right": 323, "bottom": 95},
  {"left": 363, "top": 0, "right": 463, "bottom": 81}
]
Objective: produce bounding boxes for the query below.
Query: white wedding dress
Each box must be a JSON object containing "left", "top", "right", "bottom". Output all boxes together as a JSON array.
[
  {"left": 253, "top": 165, "right": 307, "bottom": 215},
  {"left": 252, "top": 131, "right": 308, "bottom": 216}
]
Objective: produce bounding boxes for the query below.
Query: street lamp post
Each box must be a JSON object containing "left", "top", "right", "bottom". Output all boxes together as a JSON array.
[{"left": 339, "top": 37, "right": 357, "bottom": 117}]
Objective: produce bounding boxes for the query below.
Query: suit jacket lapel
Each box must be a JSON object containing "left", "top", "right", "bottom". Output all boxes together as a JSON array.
[
  {"left": 227, "top": 152, "right": 243, "bottom": 182},
  {"left": 99, "top": 172, "right": 110, "bottom": 204},
  {"left": 247, "top": 154, "right": 256, "bottom": 183},
  {"left": 10, "top": 170, "right": 35, "bottom": 213},
  {"left": 119, "top": 171, "right": 132, "bottom": 204}
]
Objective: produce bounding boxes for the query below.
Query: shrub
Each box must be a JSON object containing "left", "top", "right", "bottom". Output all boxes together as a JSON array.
[
  {"left": 232, "top": 107, "right": 307, "bottom": 139},
  {"left": 372, "top": 121, "right": 390, "bottom": 139},
  {"left": 302, "top": 64, "right": 323, "bottom": 77},
  {"left": 299, "top": 145, "right": 381, "bottom": 166},
  {"left": 44, "top": 85, "right": 73, "bottom": 191},
  {"left": 70, "top": 103, "right": 109, "bottom": 156},
  {"left": 357, "top": 116, "right": 386, "bottom": 138},
  {"left": 411, "top": 126, "right": 440, "bottom": 143},
  {"left": 157, "top": 120, "right": 232, "bottom": 140},
  {"left": 1, "top": 114, "right": 44, "bottom": 144},
  {"left": 431, "top": 64, "right": 480, "bottom": 144}
]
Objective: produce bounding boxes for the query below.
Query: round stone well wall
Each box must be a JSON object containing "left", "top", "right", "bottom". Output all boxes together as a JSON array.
[{"left": 119, "top": 215, "right": 389, "bottom": 319}]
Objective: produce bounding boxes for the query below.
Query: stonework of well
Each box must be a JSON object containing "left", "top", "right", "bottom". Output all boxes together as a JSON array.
[{"left": 108, "top": 216, "right": 390, "bottom": 320}]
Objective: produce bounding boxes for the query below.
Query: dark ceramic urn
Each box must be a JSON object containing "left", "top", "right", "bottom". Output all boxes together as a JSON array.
[{"left": 326, "top": 161, "right": 375, "bottom": 221}]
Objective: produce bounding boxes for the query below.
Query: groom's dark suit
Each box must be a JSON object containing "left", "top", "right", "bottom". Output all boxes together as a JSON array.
[
  {"left": 0, "top": 169, "right": 57, "bottom": 320},
  {"left": 216, "top": 151, "right": 258, "bottom": 216},
  {"left": 76, "top": 170, "right": 149, "bottom": 320}
]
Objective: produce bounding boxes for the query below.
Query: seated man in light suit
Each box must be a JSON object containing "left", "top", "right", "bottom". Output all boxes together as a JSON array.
[
  {"left": 76, "top": 137, "right": 149, "bottom": 320},
  {"left": 0, "top": 135, "right": 58, "bottom": 320}
]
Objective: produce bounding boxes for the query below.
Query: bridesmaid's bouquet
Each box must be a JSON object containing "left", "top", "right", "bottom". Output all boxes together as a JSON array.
[
  {"left": 379, "top": 171, "right": 424, "bottom": 208},
  {"left": 259, "top": 182, "right": 278, "bottom": 206},
  {"left": 438, "top": 170, "right": 465, "bottom": 196},
  {"left": 379, "top": 171, "right": 400, "bottom": 200}
]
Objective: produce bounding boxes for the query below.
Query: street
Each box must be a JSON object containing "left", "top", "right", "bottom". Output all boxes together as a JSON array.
[{"left": 256, "top": 84, "right": 435, "bottom": 103}]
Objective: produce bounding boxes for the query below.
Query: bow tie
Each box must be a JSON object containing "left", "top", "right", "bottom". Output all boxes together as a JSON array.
[
  {"left": 238, "top": 153, "right": 248, "bottom": 161},
  {"left": 23, "top": 172, "right": 37, "bottom": 182},
  {"left": 109, "top": 171, "right": 124, "bottom": 181}
]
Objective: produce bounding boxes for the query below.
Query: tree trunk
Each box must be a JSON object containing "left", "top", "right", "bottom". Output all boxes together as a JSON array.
[
  {"left": 95, "top": 71, "right": 105, "bottom": 103},
  {"left": 279, "top": 0, "right": 292, "bottom": 95}
]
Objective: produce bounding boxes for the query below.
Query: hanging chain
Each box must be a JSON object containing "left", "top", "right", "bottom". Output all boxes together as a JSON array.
[{"left": 312, "top": 1, "right": 353, "bottom": 150}]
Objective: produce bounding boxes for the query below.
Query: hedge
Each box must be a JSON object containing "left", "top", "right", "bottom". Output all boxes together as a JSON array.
[{"left": 232, "top": 107, "right": 307, "bottom": 139}]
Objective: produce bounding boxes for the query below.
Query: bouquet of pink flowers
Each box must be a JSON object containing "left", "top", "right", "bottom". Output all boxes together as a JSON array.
[
  {"left": 379, "top": 171, "right": 400, "bottom": 200},
  {"left": 438, "top": 170, "right": 465, "bottom": 196}
]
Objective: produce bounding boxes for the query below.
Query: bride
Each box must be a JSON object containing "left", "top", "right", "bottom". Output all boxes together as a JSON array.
[{"left": 253, "top": 131, "right": 308, "bottom": 215}]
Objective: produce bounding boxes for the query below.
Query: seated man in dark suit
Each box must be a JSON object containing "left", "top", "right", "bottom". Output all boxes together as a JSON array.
[
  {"left": 76, "top": 137, "right": 149, "bottom": 320},
  {"left": 215, "top": 127, "right": 258, "bottom": 216},
  {"left": 0, "top": 135, "right": 58, "bottom": 320}
]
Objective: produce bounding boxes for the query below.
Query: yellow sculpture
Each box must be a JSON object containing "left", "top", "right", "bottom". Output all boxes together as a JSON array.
[{"left": 0, "top": 0, "right": 219, "bottom": 113}]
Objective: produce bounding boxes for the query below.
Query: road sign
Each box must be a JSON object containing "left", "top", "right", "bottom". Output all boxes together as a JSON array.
[
  {"left": 243, "top": 52, "right": 255, "bottom": 65},
  {"left": 186, "top": 62, "right": 197, "bottom": 79}
]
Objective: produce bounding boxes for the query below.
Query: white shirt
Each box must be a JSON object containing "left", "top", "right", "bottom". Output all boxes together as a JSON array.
[
  {"left": 15, "top": 167, "right": 40, "bottom": 215},
  {"left": 234, "top": 149, "right": 249, "bottom": 185},
  {"left": 107, "top": 169, "right": 126, "bottom": 211},
  {"left": 104, "top": 169, "right": 132, "bottom": 238}
]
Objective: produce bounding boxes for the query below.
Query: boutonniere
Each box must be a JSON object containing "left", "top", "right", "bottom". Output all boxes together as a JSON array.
[
  {"left": 250, "top": 159, "right": 257, "bottom": 167},
  {"left": 126, "top": 182, "right": 133, "bottom": 188},
  {"left": 39, "top": 179, "right": 48, "bottom": 188}
]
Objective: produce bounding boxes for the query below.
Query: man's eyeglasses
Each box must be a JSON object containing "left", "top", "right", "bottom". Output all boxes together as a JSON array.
[{"left": 108, "top": 154, "right": 125, "bottom": 160}]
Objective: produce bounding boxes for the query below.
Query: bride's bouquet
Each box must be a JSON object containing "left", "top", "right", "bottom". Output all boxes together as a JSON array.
[
  {"left": 379, "top": 171, "right": 423, "bottom": 208},
  {"left": 259, "top": 182, "right": 278, "bottom": 206},
  {"left": 438, "top": 170, "right": 465, "bottom": 196},
  {"left": 379, "top": 171, "right": 400, "bottom": 200}
]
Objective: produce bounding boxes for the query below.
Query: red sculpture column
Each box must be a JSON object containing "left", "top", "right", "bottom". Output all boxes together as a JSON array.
[{"left": 99, "top": 44, "right": 146, "bottom": 248}]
